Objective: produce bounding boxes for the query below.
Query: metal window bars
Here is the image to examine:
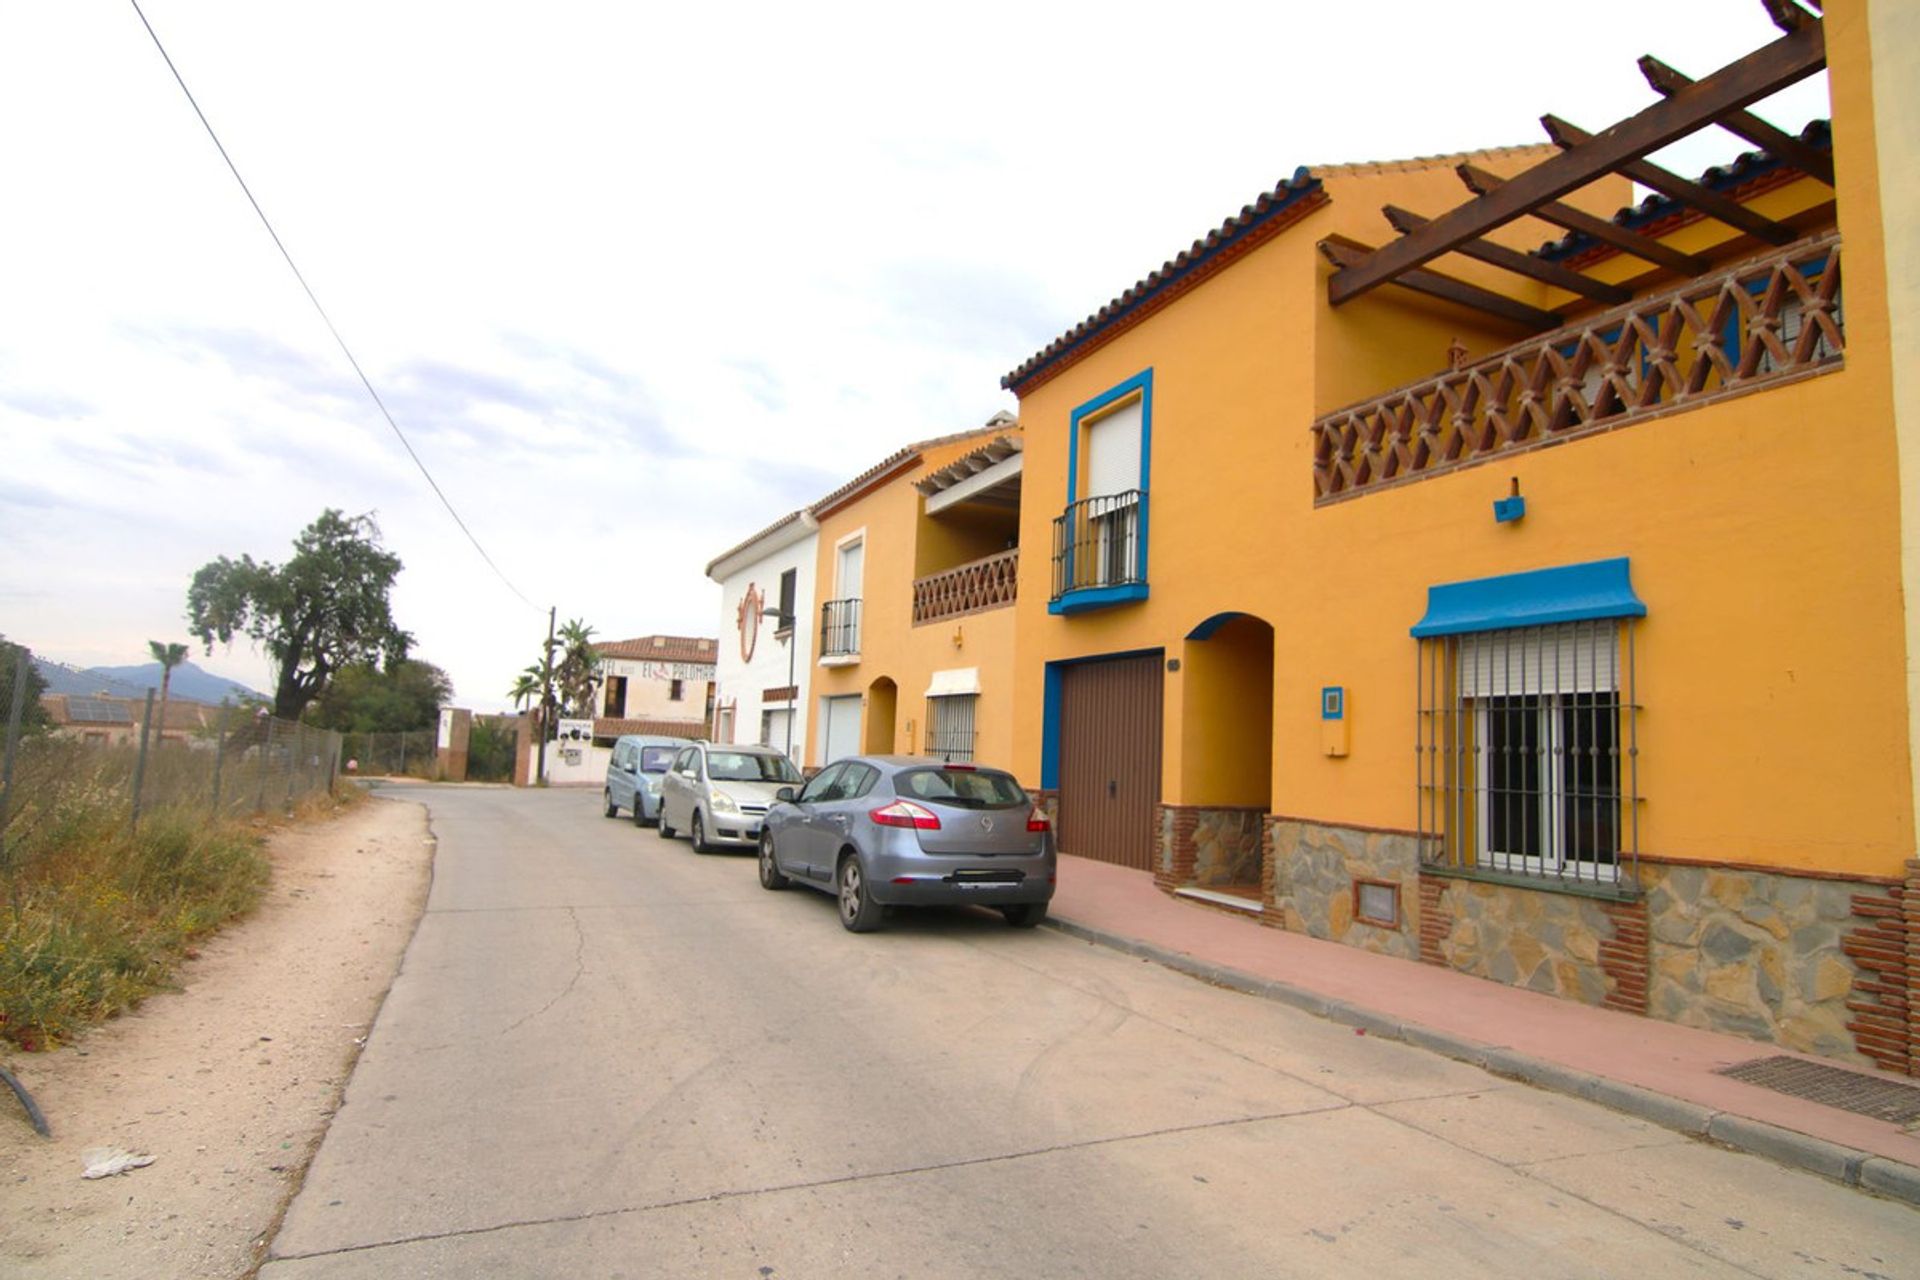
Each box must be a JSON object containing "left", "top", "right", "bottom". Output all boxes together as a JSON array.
[
  {"left": 819, "top": 598, "right": 862, "bottom": 658},
  {"left": 1051, "top": 490, "right": 1146, "bottom": 601},
  {"left": 926, "top": 694, "right": 978, "bottom": 762},
  {"left": 1415, "top": 619, "right": 1640, "bottom": 893}
]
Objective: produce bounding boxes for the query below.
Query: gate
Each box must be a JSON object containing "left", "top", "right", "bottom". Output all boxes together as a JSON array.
[{"left": 1057, "top": 654, "right": 1163, "bottom": 869}]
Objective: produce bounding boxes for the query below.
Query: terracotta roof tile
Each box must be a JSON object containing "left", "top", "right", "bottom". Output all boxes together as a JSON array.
[
  {"left": 593, "top": 716, "right": 707, "bottom": 740},
  {"left": 597, "top": 635, "right": 718, "bottom": 663}
]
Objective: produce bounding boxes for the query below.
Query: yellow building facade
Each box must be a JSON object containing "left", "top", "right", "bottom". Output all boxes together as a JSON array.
[
  {"left": 1002, "top": 4, "right": 1919, "bottom": 1072},
  {"left": 807, "top": 421, "right": 1025, "bottom": 776}
]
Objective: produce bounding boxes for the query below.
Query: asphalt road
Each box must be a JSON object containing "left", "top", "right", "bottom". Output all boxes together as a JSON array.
[{"left": 262, "top": 787, "right": 1918, "bottom": 1278}]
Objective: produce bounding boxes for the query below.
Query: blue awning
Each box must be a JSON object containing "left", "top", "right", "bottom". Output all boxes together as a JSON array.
[{"left": 1411, "top": 558, "right": 1646, "bottom": 638}]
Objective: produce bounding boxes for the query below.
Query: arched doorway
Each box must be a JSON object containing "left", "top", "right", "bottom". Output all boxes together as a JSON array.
[
  {"left": 864, "top": 677, "right": 898, "bottom": 755},
  {"left": 1170, "top": 612, "right": 1274, "bottom": 907}
]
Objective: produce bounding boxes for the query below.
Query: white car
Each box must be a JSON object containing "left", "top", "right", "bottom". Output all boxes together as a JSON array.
[{"left": 657, "top": 742, "right": 804, "bottom": 853}]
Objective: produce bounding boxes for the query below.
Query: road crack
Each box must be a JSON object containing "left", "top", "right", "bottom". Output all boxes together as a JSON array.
[{"left": 499, "top": 905, "right": 585, "bottom": 1037}]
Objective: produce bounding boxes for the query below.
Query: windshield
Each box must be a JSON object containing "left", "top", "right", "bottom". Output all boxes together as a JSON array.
[
  {"left": 707, "top": 751, "right": 803, "bottom": 784},
  {"left": 638, "top": 746, "right": 677, "bottom": 774},
  {"left": 896, "top": 767, "right": 1030, "bottom": 809}
]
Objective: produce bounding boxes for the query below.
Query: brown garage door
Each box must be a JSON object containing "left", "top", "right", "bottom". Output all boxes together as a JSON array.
[{"left": 1058, "top": 654, "right": 1163, "bottom": 869}]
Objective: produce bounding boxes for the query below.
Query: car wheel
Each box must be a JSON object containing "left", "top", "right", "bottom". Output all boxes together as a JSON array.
[
  {"left": 603, "top": 790, "right": 618, "bottom": 818},
  {"left": 758, "top": 832, "right": 790, "bottom": 890},
  {"left": 691, "top": 811, "right": 712, "bottom": 854},
  {"left": 1001, "top": 903, "right": 1048, "bottom": 929},
  {"left": 657, "top": 803, "right": 676, "bottom": 839},
  {"left": 838, "top": 854, "right": 882, "bottom": 932}
]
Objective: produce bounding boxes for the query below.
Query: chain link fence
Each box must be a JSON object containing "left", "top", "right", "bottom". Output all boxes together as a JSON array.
[
  {"left": 0, "top": 666, "right": 345, "bottom": 871},
  {"left": 338, "top": 730, "right": 434, "bottom": 779}
]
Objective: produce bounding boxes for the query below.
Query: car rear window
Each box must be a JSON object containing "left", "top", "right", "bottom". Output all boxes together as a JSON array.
[
  {"left": 639, "top": 746, "right": 677, "bottom": 774},
  {"left": 896, "top": 767, "right": 1029, "bottom": 809}
]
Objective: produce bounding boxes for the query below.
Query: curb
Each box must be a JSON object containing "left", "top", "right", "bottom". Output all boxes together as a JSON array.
[{"left": 1042, "top": 914, "right": 1920, "bottom": 1209}]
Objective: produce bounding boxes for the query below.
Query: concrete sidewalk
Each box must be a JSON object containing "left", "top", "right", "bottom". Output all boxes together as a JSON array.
[{"left": 1045, "top": 853, "right": 1920, "bottom": 1207}]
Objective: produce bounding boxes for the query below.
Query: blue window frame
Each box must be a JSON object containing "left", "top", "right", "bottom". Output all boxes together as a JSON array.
[{"left": 1050, "top": 369, "right": 1153, "bottom": 614}]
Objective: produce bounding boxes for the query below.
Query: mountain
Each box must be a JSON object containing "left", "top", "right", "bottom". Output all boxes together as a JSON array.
[{"left": 37, "top": 658, "right": 264, "bottom": 705}]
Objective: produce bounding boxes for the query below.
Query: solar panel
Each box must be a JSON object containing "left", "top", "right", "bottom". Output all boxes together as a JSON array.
[{"left": 67, "top": 697, "right": 134, "bottom": 724}]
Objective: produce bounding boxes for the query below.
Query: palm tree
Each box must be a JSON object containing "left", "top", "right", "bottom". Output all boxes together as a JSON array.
[
  {"left": 553, "top": 620, "right": 600, "bottom": 718},
  {"left": 148, "top": 640, "right": 188, "bottom": 744},
  {"left": 507, "top": 665, "right": 542, "bottom": 713}
]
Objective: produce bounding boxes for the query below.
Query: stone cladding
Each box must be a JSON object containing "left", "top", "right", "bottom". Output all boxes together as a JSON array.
[{"left": 1266, "top": 818, "right": 1420, "bottom": 959}]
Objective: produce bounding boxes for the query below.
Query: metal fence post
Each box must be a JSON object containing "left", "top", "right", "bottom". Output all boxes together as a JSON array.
[
  {"left": 328, "top": 730, "right": 340, "bottom": 792},
  {"left": 0, "top": 649, "right": 30, "bottom": 880},
  {"left": 255, "top": 717, "right": 275, "bottom": 813},
  {"left": 285, "top": 722, "right": 299, "bottom": 812},
  {"left": 399, "top": 730, "right": 407, "bottom": 775},
  {"left": 130, "top": 689, "right": 156, "bottom": 830},
  {"left": 210, "top": 721, "right": 229, "bottom": 816}
]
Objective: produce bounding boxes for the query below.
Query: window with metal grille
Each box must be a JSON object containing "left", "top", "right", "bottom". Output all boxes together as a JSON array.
[
  {"left": 926, "top": 694, "right": 978, "bottom": 762},
  {"left": 1416, "top": 619, "right": 1637, "bottom": 889}
]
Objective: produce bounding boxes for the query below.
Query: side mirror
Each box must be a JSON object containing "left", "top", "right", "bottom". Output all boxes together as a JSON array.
[{"left": 774, "top": 786, "right": 796, "bottom": 803}]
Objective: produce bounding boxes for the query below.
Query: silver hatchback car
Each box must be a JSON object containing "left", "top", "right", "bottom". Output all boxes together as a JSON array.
[
  {"left": 758, "top": 755, "right": 1055, "bottom": 932},
  {"left": 657, "top": 742, "right": 805, "bottom": 853}
]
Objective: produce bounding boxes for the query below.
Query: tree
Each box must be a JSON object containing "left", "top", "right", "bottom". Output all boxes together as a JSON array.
[
  {"left": 147, "top": 640, "right": 188, "bottom": 739},
  {"left": 552, "top": 619, "right": 599, "bottom": 718},
  {"left": 187, "top": 509, "right": 411, "bottom": 721},
  {"left": 507, "top": 665, "right": 542, "bottom": 713},
  {"left": 0, "top": 634, "right": 51, "bottom": 733},
  {"left": 305, "top": 658, "right": 453, "bottom": 734}
]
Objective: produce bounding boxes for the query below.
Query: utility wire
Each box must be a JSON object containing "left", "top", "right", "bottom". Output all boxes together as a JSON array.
[{"left": 128, "top": 0, "right": 537, "bottom": 610}]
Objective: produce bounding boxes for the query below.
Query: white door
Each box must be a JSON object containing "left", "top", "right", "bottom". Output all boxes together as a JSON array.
[
  {"left": 820, "top": 694, "right": 862, "bottom": 766},
  {"left": 836, "top": 539, "right": 864, "bottom": 598}
]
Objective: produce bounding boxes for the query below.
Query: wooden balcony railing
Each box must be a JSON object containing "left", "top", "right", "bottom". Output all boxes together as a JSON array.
[
  {"left": 912, "top": 548, "right": 1019, "bottom": 624},
  {"left": 1312, "top": 233, "right": 1843, "bottom": 503}
]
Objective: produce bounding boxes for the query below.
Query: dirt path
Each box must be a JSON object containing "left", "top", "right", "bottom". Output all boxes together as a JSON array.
[{"left": 0, "top": 793, "right": 434, "bottom": 1279}]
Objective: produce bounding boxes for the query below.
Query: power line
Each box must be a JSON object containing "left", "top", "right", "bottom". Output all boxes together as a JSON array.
[{"left": 127, "top": 0, "right": 537, "bottom": 610}]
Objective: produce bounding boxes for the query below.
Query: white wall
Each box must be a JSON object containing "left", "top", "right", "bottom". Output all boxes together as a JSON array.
[
  {"left": 712, "top": 531, "right": 817, "bottom": 764},
  {"left": 540, "top": 741, "right": 611, "bottom": 788}
]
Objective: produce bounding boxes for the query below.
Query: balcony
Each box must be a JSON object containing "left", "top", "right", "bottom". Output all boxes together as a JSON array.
[
  {"left": 1050, "top": 490, "right": 1147, "bottom": 613},
  {"left": 819, "top": 598, "right": 861, "bottom": 662},
  {"left": 912, "top": 548, "right": 1019, "bottom": 625},
  {"left": 1312, "top": 234, "right": 1843, "bottom": 504}
]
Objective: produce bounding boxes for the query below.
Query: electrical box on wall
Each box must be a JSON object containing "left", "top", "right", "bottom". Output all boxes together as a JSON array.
[{"left": 1321, "top": 686, "right": 1349, "bottom": 757}]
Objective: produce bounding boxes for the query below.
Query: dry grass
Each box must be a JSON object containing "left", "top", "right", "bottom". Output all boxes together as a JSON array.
[{"left": 0, "top": 735, "right": 361, "bottom": 1051}]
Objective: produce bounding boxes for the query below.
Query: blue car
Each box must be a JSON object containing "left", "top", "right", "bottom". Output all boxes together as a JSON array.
[
  {"left": 758, "top": 755, "right": 1055, "bottom": 932},
  {"left": 604, "top": 734, "right": 691, "bottom": 826}
]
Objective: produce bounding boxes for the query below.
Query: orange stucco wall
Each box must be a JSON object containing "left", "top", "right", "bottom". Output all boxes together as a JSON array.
[{"left": 1010, "top": 64, "right": 1914, "bottom": 878}]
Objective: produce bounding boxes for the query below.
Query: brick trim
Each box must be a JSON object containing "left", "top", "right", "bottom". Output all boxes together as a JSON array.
[
  {"left": 1154, "top": 803, "right": 1201, "bottom": 893},
  {"left": 1598, "top": 898, "right": 1649, "bottom": 1015},
  {"left": 1417, "top": 874, "right": 1451, "bottom": 967},
  {"left": 1844, "top": 879, "right": 1912, "bottom": 1075}
]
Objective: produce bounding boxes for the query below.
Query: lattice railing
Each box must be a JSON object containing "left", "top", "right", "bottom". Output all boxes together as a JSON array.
[
  {"left": 1312, "top": 234, "right": 1843, "bottom": 503},
  {"left": 912, "top": 548, "right": 1019, "bottom": 624}
]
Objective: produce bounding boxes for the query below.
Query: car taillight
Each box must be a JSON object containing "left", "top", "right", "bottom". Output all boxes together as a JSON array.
[
  {"left": 870, "top": 800, "right": 941, "bottom": 830},
  {"left": 1027, "top": 807, "right": 1051, "bottom": 832}
]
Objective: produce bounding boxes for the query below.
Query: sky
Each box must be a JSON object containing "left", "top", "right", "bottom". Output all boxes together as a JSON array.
[{"left": 0, "top": 1, "right": 1829, "bottom": 712}]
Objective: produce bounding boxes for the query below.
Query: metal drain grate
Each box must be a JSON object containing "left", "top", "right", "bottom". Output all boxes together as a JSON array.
[{"left": 1718, "top": 1055, "right": 1920, "bottom": 1125}]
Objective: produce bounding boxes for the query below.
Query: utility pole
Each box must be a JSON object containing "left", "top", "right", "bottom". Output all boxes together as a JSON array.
[{"left": 536, "top": 606, "right": 556, "bottom": 786}]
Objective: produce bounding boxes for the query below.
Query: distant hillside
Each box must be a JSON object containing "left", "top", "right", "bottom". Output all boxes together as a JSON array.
[{"left": 37, "top": 658, "right": 263, "bottom": 705}]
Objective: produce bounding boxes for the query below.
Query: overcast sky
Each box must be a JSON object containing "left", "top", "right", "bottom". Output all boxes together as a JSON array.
[{"left": 0, "top": 2, "right": 1827, "bottom": 711}]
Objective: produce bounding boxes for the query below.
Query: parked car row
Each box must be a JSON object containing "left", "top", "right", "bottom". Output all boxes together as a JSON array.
[{"left": 605, "top": 736, "right": 1056, "bottom": 933}]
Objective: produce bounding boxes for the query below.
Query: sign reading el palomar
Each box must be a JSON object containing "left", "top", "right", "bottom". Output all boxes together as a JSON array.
[{"left": 602, "top": 658, "right": 717, "bottom": 683}]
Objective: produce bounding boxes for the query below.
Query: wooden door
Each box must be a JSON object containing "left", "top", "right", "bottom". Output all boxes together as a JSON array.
[{"left": 1058, "top": 654, "right": 1163, "bottom": 869}]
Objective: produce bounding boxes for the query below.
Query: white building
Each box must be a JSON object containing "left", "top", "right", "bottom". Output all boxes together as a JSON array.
[{"left": 704, "top": 508, "right": 818, "bottom": 764}]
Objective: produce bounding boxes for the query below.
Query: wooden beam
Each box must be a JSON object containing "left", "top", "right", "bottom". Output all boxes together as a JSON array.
[
  {"left": 1382, "top": 205, "right": 1632, "bottom": 304},
  {"left": 1763, "top": 0, "right": 1815, "bottom": 32},
  {"left": 1319, "top": 235, "right": 1562, "bottom": 331},
  {"left": 1327, "top": 20, "right": 1823, "bottom": 305},
  {"left": 1638, "top": 55, "right": 1834, "bottom": 185},
  {"left": 1457, "top": 163, "right": 1712, "bottom": 276},
  {"left": 1542, "top": 115, "right": 1798, "bottom": 244}
]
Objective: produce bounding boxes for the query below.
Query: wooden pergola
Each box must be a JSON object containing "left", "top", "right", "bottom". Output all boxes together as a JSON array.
[{"left": 1320, "top": 0, "right": 1831, "bottom": 328}]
